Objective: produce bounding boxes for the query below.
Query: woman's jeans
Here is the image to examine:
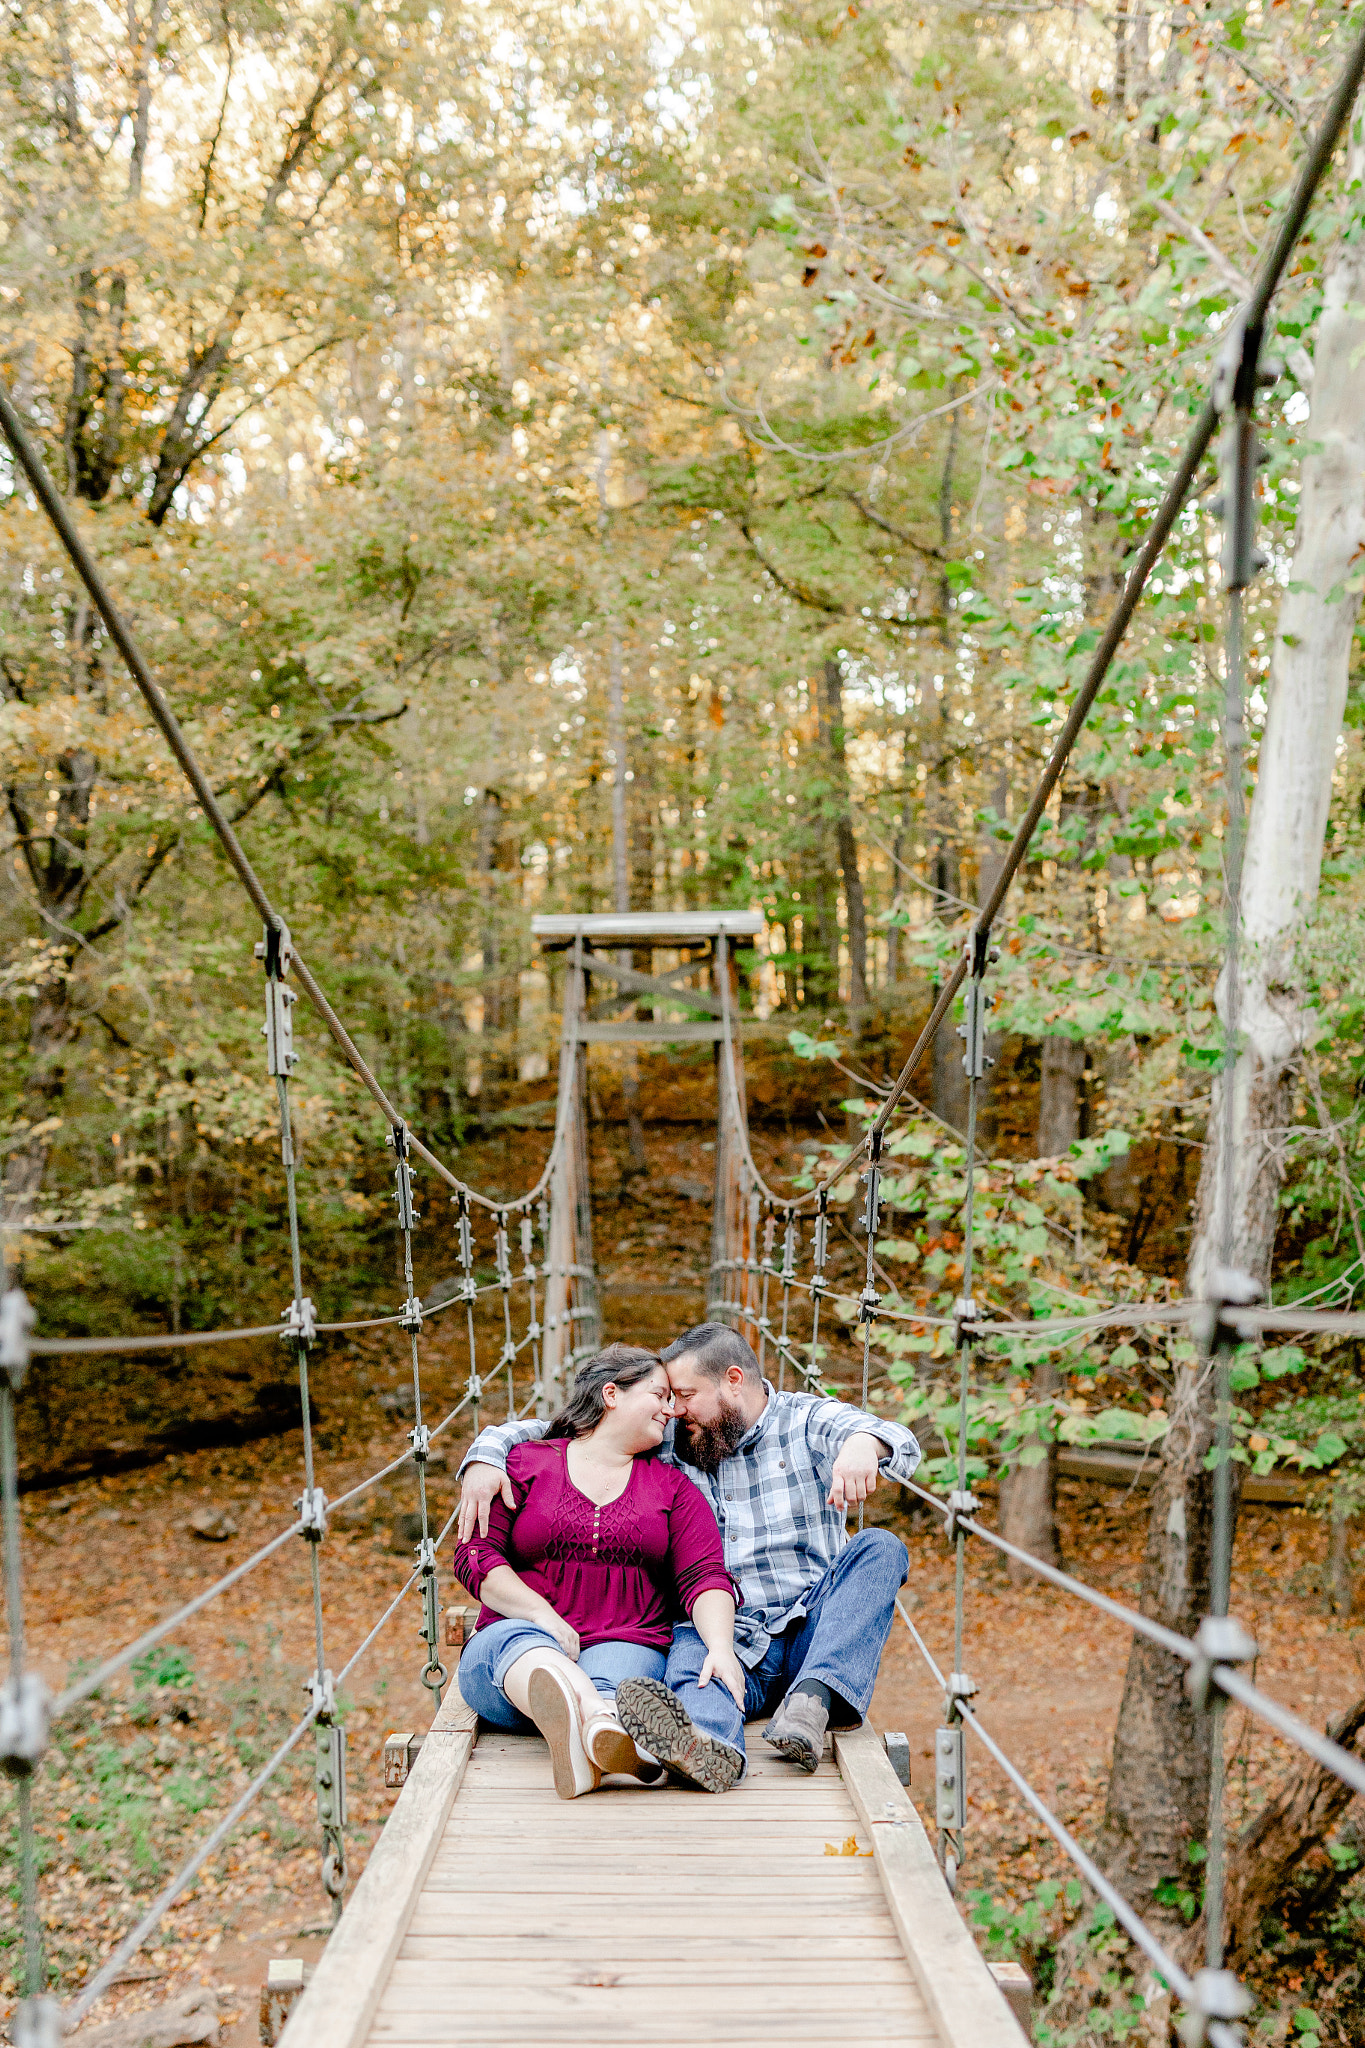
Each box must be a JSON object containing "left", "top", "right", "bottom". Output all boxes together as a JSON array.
[{"left": 457, "top": 1617, "right": 667, "bottom": 1732}]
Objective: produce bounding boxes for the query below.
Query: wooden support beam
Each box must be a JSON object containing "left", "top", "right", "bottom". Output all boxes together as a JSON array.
[
  {"left": 834, "top": 1725, "right": 1029, "bottom": 2048},
  {"left": 574, "top": 1021, "right": 725, "bottom": 1044},
  {"left": 579, "top": 952, "right": 723, "bottom": 1014}
]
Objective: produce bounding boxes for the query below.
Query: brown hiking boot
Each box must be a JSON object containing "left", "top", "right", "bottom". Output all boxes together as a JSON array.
[
  {"left": 763, "top": 1689, "right": 829, "bottom": 1773},
  {"left": 614, "top": 1678, "right": 742, "bottom": 1794}
]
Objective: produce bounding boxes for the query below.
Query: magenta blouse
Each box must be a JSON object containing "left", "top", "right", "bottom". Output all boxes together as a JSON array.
[{"left": 452, "top": 1439, "right": 735, "bottom": 1650}]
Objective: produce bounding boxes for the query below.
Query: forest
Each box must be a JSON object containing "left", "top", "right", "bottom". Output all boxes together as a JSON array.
[{"left": 2, "top": 0, "right": 1365, "bottom": 2041}]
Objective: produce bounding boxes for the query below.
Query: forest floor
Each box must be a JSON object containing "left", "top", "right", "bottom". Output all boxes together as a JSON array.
[{"left": 2, "top": 1122, "right": 1362, "bottom": 2045}]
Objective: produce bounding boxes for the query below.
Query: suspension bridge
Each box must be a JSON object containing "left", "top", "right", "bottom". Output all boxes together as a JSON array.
[{"left": 5, "top": 23, "right": 1365, "bottom": 2046}]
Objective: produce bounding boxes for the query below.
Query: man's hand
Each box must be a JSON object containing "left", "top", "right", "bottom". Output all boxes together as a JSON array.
[
  {"left": 457, "top": 1462, "right": 516, "bottom": 1543},
  {"left": 698, "top": 1645, "right": 747, "bottom": 1710},
  {"left": 828, "top": 1431, "right": 887, "bottom": 1511}
]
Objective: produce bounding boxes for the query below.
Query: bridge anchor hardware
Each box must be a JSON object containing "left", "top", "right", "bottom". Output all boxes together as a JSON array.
[
  {"left": 934, "top": 1726, "right": 966, "bottom": 1831},
  {"left": 1186, "top": 1615, "right": 1258, "bottom": 1715},
  {"left": 282, "top": 1295, "right": 317, "bottom": 1346}
]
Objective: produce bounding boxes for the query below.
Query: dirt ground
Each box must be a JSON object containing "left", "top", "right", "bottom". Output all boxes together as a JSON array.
[{"left": 2, "top": 1123, "right": 1362, "bottom": 2043}]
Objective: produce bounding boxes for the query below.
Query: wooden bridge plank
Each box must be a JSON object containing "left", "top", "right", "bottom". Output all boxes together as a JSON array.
[
  {"left": 278, "top": 1693, "right": 477, "bottom": 2048},
  {"left": 835, "top": 1725, "right": 1030, "bottom": 2048}
]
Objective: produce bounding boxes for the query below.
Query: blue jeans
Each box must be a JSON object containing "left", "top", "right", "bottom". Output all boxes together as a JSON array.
[
  {"left": 456, "top": 1617, "right": 668, "bottom": 1732},
  {"left": 665, "top": 1527, "right": 908, "bottom": 1761}
]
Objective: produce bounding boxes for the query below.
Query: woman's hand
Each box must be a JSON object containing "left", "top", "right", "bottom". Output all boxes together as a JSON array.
[
  {"left": 698, "top": 1644, "right": 746, "bottom": 1710},
  {"left": 544, "top": 1614, "right": 581, "bottom": 1660}
]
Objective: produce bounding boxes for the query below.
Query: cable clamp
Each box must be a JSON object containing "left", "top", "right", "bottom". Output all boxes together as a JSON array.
[
  {"left": 296, "top": 1486, "right": 329, "bottom": 1541},
  {"left": 282, "top": 1296, "right": 317, "bottom": 1345},
  {"left": 12, "top": 1995, "right": 63, "bottom": 2048},
  {"left": 953, "top": 1296, "right": 983, "bottom": 1347},
  {"left": 0, "top": 1286, "right": 36, "bottom": 1387},
  {"left": 458, "top": 1276, "right": 478, "bottom": 1305},
  {"left": 1180, "top": 1967, "right": 1253, "bottom": 2047},
  {"left": 525, "top": 1319, "right": 541, "bottom": 1343},
  {"left": 399, "top": 1295, "right": 424, "bottom": 1334},
  {"left": 306, "top": 1667, "right": 336, "bottom": 1720},
  {"left": 416, "top": 1535, "right": 437, "bottom": 1574},
  {"left": 408, "top": 1421, "right": 430, "bottom": 1462},
  {"left": 0, "top": 1671, "right": 51, "bottom": 1777},
  {"left": 809, "top": 1274, "right": 827, "bottom": 1301},
  {"left": 945, "top": 1490, "right": 979, "bottom": 1541},
  {"left": 756, "top": 1314, "right": 772, "bottom": 1336},
  {"left": 466, "top": 1373, "right": 484, "bottom": 1403},
  {"left": 1186, "top": 1614, "right": 1257, "bottom": 1715},
  {"left": 1196, "top": 1264, "right": 1263, "bottom": 1354},
  {"left": 857, "top": 1283, "right": 880, "bottom": 1325}
]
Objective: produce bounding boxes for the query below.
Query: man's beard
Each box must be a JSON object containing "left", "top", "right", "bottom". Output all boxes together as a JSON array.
[{"left": 679, "top": 1398, "right": 749, "bottom": 1472}]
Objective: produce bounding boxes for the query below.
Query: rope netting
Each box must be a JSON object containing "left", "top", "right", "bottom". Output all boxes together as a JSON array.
[{"left": 3, "top": 20, "right": 1365, "bottom": 2043}]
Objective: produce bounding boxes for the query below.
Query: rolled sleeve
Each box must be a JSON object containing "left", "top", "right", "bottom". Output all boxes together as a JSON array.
[
  {"left": 803, "top": 1397, "right": 921, "bottom": 1488},
  {"left": 450, "top": 1479, "right": 523, "bottom": 1597},
  {"left": 666, "top": 1470, "right": 738, "bottom": 1616},
  {"left": 457, "top": 1417, "right": 546, "bottom": 1481}
]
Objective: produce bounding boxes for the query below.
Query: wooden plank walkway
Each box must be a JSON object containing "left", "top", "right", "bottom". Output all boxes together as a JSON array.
[{"left": 282, "top": 1689, "right": 1028, "bottom": 2048}]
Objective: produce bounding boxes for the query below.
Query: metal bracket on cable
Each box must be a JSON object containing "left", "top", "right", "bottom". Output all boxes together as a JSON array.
[
  {"left": 520, "top": 1211, "right": 537, "bottom": 1280},
  {"left": 255, "top": 922, "right": 299, "bottom": 1077},
  {"left": 945, "top": 1490, "right": 980, "bottom": 1542},
  {"left": 1211, "top": 311, "right": 1276, "bottom": 593},
  {"left": 958, "top": 927, "right": 998, "bottom": 1081},
  {"left": 780, "top": 1212, "right": 797, "bottom": 1285},
  {"left": 953, "top": 1295, "right": 984, "bottom": 1348},
  {"left": 399, "top": 1296, "right": 424, "bottom": 1334},
  {"left": 408, "top": 1422, "right": 430, "bottom": 1464},
  {"left": 306, "top": 1667, "right": 336, "bottom": 1720},
  {"left": 0, "top": 1672, "right": 51, "bottom": 1778},
  {"left": 859, "top": 1131, "right": 883, "bottom": 1324},
  {"left": 1180, "top": 1968, "right": 1254, "bottom": 2048},
  {"left": 12, "top": 1997, "right": 62, "bottom": 2048},
  {"left": 810, "top": 1190, "right": 829, "bottom": 1300},
  {"left": 455, "top": 1191, "right": 477, "bottom": 1300},
  {"left": 1186, "top": 1615, "right": 1258, "bottom": 1716},
  {"left": 495, "top": 1214, "right": 512, "bottom": 1290},
  {"left": 761, "top": 1209, "right": 775, "bottom": 1276},
  {"left": 389, "top": 1121, "right": 418, "bottom": 1231},
  {"left": 296, "top": 1487, "right": 329, "bottom": 1542},
  {"left": 0, "top": 1286, "right": 35, "bottom": 1387},
  {"left": 282, "top": 1296, "right": 317, "bottom": 1346}
]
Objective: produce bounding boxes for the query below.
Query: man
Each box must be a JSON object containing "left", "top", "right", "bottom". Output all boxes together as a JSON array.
[{"left": 456, "top": 1321, "right": 919, "bottom": 1793}]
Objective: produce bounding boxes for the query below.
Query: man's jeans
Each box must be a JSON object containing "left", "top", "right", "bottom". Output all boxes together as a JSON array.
[
  {"left": 665, "top": 1527, "right": 908, "bottom": 1760},
  {"left": 458, "top": 1618, "right": 666, "bottom": 1732}
]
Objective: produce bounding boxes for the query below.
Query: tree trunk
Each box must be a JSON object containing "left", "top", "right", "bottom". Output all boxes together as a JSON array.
[
  {"left": 1092, "top": 134, "right": 1365, "bottom": 1930},
  {"left": 1038, "top": 1036, "right": 1086, "bottom": 1156},
  {"left": 998, "top": 1354, "right": 1062, "bottom": 1579},
  {"left": 1219, "top": 1693, "right": 1365, "bottom": 1967},
  {"left": 819, "top": 656, "right": 868, "bottom": 1025}
]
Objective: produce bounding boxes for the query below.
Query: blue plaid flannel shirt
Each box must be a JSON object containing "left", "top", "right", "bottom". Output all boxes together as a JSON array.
[{"left": 460, "top": 1383, "right": 921, "bottom": 1666}]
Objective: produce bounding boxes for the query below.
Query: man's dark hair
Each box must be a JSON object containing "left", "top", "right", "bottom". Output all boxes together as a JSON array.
[{"left": 660, "top": 1323, "right": 761, "bottom": 1383}]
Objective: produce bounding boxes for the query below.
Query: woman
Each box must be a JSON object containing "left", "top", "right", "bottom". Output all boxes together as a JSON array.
[{"left": 453, "top": 1344, "right": 741, "bottom": 1799}]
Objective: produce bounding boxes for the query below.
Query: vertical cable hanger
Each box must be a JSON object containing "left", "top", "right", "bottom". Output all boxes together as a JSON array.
[
  {"left": 935, "top": 925, "right": 995, "bottom": 1892},
  {"left": 455, "top": 1190, "right": 482, "bottom": 1442},
  {"left": 807, "top": 1187, "right": 830, "bottom": 1392},
  {"left": 494, "top": 1210, "right": 516, "bottom": 1419},
  {"left": 855, "top": 1131, "right": 883, "bottom": 1533},
  {"left": 391, "top": 1121, "right": 447, "bottom": 1710},
  {"left": 521, "top": 1209, "right": 543, "bottom": 1415},
  {"left": 777, "top": 1207, "right": 798, "bottom": 1394},
  {"left": 1189, "top": 313, "right": 1278, "bottom": 2016},
  {"left": 256, "top": 922, "right": 346, "bottom": 1920},
  {"left": 756, "top": 1206, "right": 776, "bottom": 1379}
]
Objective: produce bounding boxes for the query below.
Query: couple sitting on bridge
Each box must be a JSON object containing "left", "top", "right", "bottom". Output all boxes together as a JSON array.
[{"left": 452, "top": 1322, "right": 920, "bottom": 1799}]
